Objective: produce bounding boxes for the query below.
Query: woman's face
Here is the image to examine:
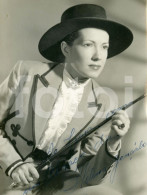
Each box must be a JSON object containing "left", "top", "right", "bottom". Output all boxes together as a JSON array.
[{"left": 63, "top": 28, "right": 109, "bottom": 80}]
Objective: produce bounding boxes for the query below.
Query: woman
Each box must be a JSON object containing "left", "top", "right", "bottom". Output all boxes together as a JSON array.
[{"left": 0, "top": 4, "right": 133, "bottom": 195}]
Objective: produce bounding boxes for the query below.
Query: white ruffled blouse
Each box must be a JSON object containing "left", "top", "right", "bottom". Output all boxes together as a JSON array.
[{"left": 37, "top": 68, "right": 90, "bottom": 154}]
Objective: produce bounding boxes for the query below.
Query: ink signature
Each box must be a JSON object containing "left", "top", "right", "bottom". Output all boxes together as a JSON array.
[
  {"left": 64, "top": 139, "right": 147, "bottom": 192},
  {"left": 22, "top": 128, "right": 147, "bottom": 194},
  {"left": 109, "top": 140, "right": 147, "bottom": 183}
]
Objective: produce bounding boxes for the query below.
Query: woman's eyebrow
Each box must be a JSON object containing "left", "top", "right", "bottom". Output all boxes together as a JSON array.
[
  {"left": 82, "top": 40, "right": 109, "bottom": 44},
  {"left": 78, "top": 38, "right": 109, "bottom": 44}
]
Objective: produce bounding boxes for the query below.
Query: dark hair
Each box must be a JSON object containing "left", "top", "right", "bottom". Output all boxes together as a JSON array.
[
  {"left": 62, "top": 31, "right": 79, "bottom": 46},
  {"left": 59, "top": 31, "right": 79, "bottom": 62}
]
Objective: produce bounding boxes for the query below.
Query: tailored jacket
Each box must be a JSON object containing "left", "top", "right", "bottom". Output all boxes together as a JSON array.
[{"left": 0, "top": 61, "right": 117, "bottom": 185}]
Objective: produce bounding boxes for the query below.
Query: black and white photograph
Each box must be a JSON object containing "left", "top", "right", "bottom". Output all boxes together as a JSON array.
[{"left": 0, "top": 0, "right": 147, "bottom": 195}]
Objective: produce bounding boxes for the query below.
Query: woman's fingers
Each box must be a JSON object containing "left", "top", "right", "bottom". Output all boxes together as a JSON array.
[
  {"left": 111, "top": 125, "right": 128, "bottom": 137},
  {"left": 11, "top": 163, "right": 39, "bottom": 186},
  {"left": 23, "top": 168, "right": 34, "bottom": 182},
  {"left": 28, "top": 164, "right": 39, "bottom": 180},
  {"left": 11, "top": 172, "right": 21, "bottom": 184},
  {"left": 18, "top": 170, "right": 29, "bottom": 185},
  {"left": 110, "top": 110, "right": 130, "bottom": 138}
]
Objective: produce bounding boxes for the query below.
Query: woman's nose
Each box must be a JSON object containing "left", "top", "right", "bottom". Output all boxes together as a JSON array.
[{"left": 91, "top": 48, "right": 101, "bottom": 61}]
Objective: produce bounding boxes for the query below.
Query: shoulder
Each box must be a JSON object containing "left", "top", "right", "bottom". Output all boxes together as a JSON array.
[{"left": 14, "top": 60, "right": 55, "bottom": 76}]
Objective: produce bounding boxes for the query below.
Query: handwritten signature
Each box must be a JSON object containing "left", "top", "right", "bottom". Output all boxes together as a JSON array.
[
  {"left": 109, "top": 140, "right": 147, "bottom": 183},
  {"left": 80, "top": 140, "right": 147, "bottom": 185},
  {"left": 46, "top": 126, "right": 93, "bottom": 155},
  {"left": 23, "top": 132, "right": 147, "bottom": 194}
]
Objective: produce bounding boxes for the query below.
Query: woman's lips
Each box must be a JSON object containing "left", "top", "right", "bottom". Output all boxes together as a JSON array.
[{"left": 89, "top": 64, "right": 101, "bottom": 70}]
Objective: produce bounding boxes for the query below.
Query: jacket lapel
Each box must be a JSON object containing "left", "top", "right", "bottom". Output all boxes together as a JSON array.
[{"left": 33, "top": 64, "right": 64, "bottom": 145}]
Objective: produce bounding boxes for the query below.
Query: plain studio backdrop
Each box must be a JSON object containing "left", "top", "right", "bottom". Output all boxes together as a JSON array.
[{"left": 0, "top": 0, "right": 147, "bottom": 195}]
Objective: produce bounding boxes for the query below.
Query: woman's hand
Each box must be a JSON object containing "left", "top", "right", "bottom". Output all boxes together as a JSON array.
[
  {"left": 108, "top": 110, "right": 130, "bottom": 150},
  {"left": 11, "top": 163, "right": 39, "bottom": 186}
]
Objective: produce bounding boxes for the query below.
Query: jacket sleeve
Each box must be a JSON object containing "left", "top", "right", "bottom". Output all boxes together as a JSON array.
[{"left": 0, "top": 61, "right": 24, "bottom": 173}]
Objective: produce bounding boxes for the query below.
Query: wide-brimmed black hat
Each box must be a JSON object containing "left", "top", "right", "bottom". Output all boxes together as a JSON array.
[{"left": 38, "top": 4, "right": 133, "bottom": 62}]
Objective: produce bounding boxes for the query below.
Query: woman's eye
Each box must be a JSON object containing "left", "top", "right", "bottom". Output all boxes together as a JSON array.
[
  {"left": 103, "top": 45, "right": 109, "bottom": 50},
  {"left": 83, "top": 43, "right": 93, "bottom": 47}
]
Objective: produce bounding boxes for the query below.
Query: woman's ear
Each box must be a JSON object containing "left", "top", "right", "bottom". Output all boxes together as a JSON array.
[{"left": 61, "top": 41, "right": 70, "bottom": 57}]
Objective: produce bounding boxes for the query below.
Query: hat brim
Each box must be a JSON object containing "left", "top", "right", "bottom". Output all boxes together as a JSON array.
[{"left": 38, "top": 18, "right": 133, "bottom": 62}]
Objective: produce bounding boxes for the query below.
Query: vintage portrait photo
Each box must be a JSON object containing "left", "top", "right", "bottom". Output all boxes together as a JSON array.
[{"left": 0, "top": 0, "right": 147, "bottom": 195}]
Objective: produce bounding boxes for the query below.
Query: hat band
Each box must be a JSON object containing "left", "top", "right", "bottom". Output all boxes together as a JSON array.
[{"left": 61, "top": 15, "right": 107, "bottom": 23}]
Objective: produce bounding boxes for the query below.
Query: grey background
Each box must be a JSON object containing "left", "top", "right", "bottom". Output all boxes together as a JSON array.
[{"left": 0, "top": 0, "right": 147, "bottom": 194}]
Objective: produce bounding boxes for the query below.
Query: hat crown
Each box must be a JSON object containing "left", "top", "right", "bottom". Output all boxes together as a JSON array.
[{"left": 61, "top": 4, "right": 107, "bottom": 22}]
